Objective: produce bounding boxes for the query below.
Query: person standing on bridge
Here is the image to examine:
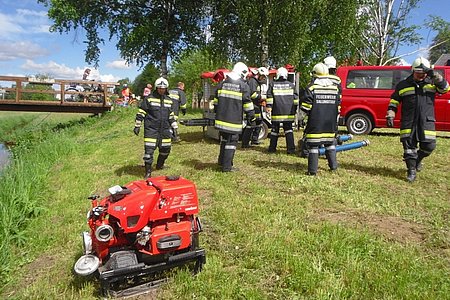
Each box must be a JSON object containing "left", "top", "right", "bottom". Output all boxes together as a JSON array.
[{"left": 133, "top": 77, "right": 177, "bottom": 179}]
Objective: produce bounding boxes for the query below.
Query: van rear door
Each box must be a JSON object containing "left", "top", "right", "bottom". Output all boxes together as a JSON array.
[{"left": 434, "top": 68, "right": 450, "bottom": 131}]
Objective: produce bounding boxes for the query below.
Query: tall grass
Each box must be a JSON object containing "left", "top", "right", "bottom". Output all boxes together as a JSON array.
[{"left": 0, "top": 108, "right": 449, "bottom": 299}]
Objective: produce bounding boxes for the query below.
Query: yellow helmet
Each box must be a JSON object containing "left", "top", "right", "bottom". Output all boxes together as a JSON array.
[
  {"left": 411, "top": 57, "right": 431, "bottom": 72},
  {"left": 312, "top": 63, "right": 329, "bottom": 77}
]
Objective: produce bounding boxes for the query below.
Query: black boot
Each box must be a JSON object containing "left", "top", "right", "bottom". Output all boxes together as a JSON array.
[
  {"left": 286, "top": 131, "right": 296, "bottom": 154},
  {"left": 326, "top": 148, "right": 338, "bottom": 171},
  {"left": 416, "top": 152, "right": 426, "bottom": 172},
  {"left": 307, "top": 149, "right": 319, "bottom": 175},
  {"left": 241, "top": 127, "right": 252, "bottom": 148},
  {"left": 144, "top": 163, "right": 152, "bottom": 179},
  {"left": 405, "top": 159, "right": 417, "bottom": 183},
  {"left": 155, "top": 154, "right": 168, "bottom": 170}
]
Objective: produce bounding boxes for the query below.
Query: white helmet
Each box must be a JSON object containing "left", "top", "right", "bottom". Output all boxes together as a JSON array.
[
  {"left": 411, "top": 57, "right": 431, "bottom": 72},
  {"left": 155, "top": 77, "right": 169, "bottom": 88},
  {"left": 323, "top": 56, "right": 337, "bottom": 69},
  {"left": 276, "top": 67, "right": 288, "bottom": 80},
  {"left": 312, "top": 63, "right": 329, "bottom": 77},
  {"left": 257, "top": 67, "right": 269, "bottom": 76},
  {"left": 232, "top": 62, "right": 249, "bottom": 79}
]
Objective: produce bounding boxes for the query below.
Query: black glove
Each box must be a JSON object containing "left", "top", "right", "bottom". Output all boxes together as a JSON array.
[
  {"left": 386, "top": 117, "right": 394, "bottom": 128},
  {"left": 247, "top": 117, "right": 256, "bottom": 127},
  {"left": 133, "top": 126, "right": 140, "bottom": 136},
  {"left": 181, "top": 108, "right": 186, "bottom": 116},
  {"left": 421, "top": 64, "right": 435, "bottom": 78}
]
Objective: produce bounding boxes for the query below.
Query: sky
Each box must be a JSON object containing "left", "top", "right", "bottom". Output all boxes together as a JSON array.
[{"left": 0, "top": 0, "right": 449, "bottom": 86}]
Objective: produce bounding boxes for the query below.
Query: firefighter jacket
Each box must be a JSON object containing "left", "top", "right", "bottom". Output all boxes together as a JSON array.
[
  {"left": 169, "top": 87, "right": 187, "bottom": 118},
  {"left": 266, "top": 79, "right": 299, "bottom": 123},
  {"left": 248, "top": 76, "right": 263, "bottom": 118},
  {"left": 388, "top": 74, "right": 449, "bottom": 142},
  {"left": 135, "top": 90, "right": 176, "bottom": 143},
  {"left": 301, "top": 77, "right": 341, "bottom": 144},
  {"left": 212, "top": 76, "right": 254, "bottom": 134}
]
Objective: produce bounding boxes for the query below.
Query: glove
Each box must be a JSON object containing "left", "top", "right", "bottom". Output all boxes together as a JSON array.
[
  {"left": 181, "top": 108, "right": 186, "bottom": 116},
  {"left": 247, "top": 116, "right": 256, "bottom": 127},
  {"left": 133, "top": 126, "right": 140, "bottom": 136},
  {"left": 171, "top": 121, "right": 178, "bottom": 129},
  {"left": 386, "top": 117, "right": 394, "bottom": 128},
  {"left": 386, "top": 110, "right": 395, "bottom": 128},
  {"left": 420, "top": 64, "right": 435, "bottom": 78},
  {"left": 298, "top": 110, "right": 307, "bottom": 128}
]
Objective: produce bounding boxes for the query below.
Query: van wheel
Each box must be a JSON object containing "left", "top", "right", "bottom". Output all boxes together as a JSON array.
[
  {"left": 346, "top": 113, "right": 373, "bottom": 135},
  {"left": 258, "top": 121, "right": 270, "bottom": 141}
]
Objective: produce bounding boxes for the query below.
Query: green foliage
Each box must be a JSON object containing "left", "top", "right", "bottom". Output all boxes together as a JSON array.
[
  {"left": 426, "top": 16, "right": 450, "bottom": 64},
  {"left": 169, "top": 49, "right": 228, "bottom": 102},
  {"left": 39, "top": 0, "right": 207, "bottom": 76}
]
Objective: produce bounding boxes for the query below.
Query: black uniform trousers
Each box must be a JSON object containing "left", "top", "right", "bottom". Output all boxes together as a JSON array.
[
  {"left": 218, "top": 131, "right": 239, "bottom": 171},
  {"left": 402, "top": 127, "right": 436, "bottom": 170},
  {"left": 268, "top": 122, "right": 295, "bottom": 153},
  {"left": 143, "top": 138, "right": 171, "bottom": 168},
  {"left": 242, "top": 106, "right": 262, "bottom": 146}
]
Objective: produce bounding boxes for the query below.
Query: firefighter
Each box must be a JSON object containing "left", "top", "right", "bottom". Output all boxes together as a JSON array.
[
  {"left": 386, "top": 57, "right": 449, "bottom": 182},
  {"left": 213, "top": 62, "right": 255, "bottom": 172},
  {"left": 242, "top": 67, "right": 269, "bottom": 147},
  {"left": 169, "top": 82, "right": 187, "bottom": 142},
  {"left": 133, "top": 77, "right": 177, "bottom": 179},
  {"left": 266, "top": 67, "right": 298, "bottom": 154},
  {"left": 323, "top": 56, "right": 342, "bottom": 86},
  {"left": 300, "top": 63, "right": 341, "bottom": 175}
]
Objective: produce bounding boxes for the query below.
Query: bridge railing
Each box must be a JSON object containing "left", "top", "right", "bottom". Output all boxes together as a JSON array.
[{"left": 0, "top": 76, "right": 119, "bottom": 107}]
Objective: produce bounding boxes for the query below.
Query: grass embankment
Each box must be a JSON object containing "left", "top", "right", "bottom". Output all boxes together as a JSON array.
[{"left": 0, "top": 108, "right": 449, "bottom": 299}]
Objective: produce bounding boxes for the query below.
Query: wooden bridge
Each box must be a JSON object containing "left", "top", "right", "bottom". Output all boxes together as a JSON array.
[{"left": 0, "top": 76, "right": 119, "bottom": 114}]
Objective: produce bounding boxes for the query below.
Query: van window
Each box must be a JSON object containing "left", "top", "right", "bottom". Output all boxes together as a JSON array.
[{"left": 346, "top": 70, "right": 396, "bottom": 89}]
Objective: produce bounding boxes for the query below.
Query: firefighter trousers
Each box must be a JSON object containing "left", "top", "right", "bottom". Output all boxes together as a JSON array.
[
  {"left": 143, "top": 137, "right": 171, "bottom": 168},
  {"left": 218, "top": 132, "right": 239, "bottom": 172},
  {"left": 268, "top": 122, "right": 295, "bottom": 154}
]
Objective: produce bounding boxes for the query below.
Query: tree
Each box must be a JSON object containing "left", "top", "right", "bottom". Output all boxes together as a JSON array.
[
  {"left": 39, "top": 0, "right": 207, "bottom": 77},
  {"left": 169, "top": 49, "right": 227, "bottom": 103},
  {"left": 23, "top": 74, "right": 56, "bottom": 101},
  {"left": 207, "top": 0, "right": 363, "bottom": 84},
  {"left": 354, "top": 0, "right": 422, "bottom": 65},
  {"left": 426, "top": 16, "right": 450, "bottom": 64}
]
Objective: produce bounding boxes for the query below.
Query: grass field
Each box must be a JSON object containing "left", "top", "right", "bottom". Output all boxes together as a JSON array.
[{"left": 0, "top": 108, "right": 449, "bottom": 299}]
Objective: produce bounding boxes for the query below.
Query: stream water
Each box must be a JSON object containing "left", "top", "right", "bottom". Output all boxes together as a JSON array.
[{"left": 0, "top": 143, "right": 11, "bottom": 172}]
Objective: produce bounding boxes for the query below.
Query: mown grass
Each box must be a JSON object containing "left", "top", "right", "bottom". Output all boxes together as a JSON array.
[{"left": 0, "top": 108, "right": 449, "bottom": 299}]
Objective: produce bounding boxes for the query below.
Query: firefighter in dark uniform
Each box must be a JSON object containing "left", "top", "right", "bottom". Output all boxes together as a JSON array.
[
  {"left": 386, "top": 57, "right": 449, "bottom": 182},
  {"left": 300, "top": 63, "right": 341, "bottom": 175},
  {"left": 169, "top": 82, "right": 187, "bottom": 142},
  {"left": 213, "top": 62, "right": 255, "bottom": 172},
  {"left": 133, "top": 77, "right": 177, "bottom": 179},
  {"left": 242, "top": 67, "right": 269, "bottom": 147},
  {"left": 266, "top": 67, "right": 298, "bottom": 154}
]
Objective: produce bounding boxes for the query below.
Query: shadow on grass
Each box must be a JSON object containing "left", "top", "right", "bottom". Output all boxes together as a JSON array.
[
  {"left": 253, "top": 159, "right": 308, "bottom": 172},
  {"left": 51, "top": 117, "right": 90, "bottom": 132},
  {"left": 182, "top": 159, "right": 221, "bottom": 171},
  {"left": 339, "top": 161, "right": 404, "bottom": 179},
  {"left": 115, "top": 164, "right": 144, "bottom": 177},
  {"left": 177, "top": 130, "right": 218, "bottom": 145}
]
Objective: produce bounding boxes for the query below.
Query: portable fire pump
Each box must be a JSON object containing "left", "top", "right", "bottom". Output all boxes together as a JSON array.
[{"left": 74, "top": 175, "right": 205, "bottom": 297}]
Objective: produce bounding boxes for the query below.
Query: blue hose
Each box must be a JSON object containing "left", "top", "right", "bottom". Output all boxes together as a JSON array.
[{"left": 319, "top": 140, "right": 370, "bottom": 155}]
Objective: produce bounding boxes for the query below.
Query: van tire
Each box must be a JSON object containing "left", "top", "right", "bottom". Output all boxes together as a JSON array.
[
  {"left": 346, "top": 113, "right": 373, "bottom": 135},
  {"left": 259, "top": 121, "right": 270, "bottom": 141}
]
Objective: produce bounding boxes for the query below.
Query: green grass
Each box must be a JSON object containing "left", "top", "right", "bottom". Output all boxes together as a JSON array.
[{"left": 0, "top": 108, "right": 449, "bottom": 299}]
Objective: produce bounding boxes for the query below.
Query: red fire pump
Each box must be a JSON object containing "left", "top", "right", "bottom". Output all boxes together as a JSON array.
[{"left": 73, "top": 175, "right": 205, "bottom": 297}]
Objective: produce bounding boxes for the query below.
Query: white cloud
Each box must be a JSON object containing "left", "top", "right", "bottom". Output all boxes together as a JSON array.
[
  {"left": 20, "top": 59, "right": 121, "bottom": 82},
  {"left": 106, "top": 60, "right": 132, "bottom": 69},
  {"left": 0, "top": 9, "right": 50, "bottom": 39},
  {"left": 0, "top": 13, "right": 24, "bottom": 38},
  {"left": 0, "top": 41, "right": 49, "bottom": 61}
]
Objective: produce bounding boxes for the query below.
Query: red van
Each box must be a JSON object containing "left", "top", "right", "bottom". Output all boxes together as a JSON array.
[{"left": 336, "top": 65, "right": 450, "bottom": 135}]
